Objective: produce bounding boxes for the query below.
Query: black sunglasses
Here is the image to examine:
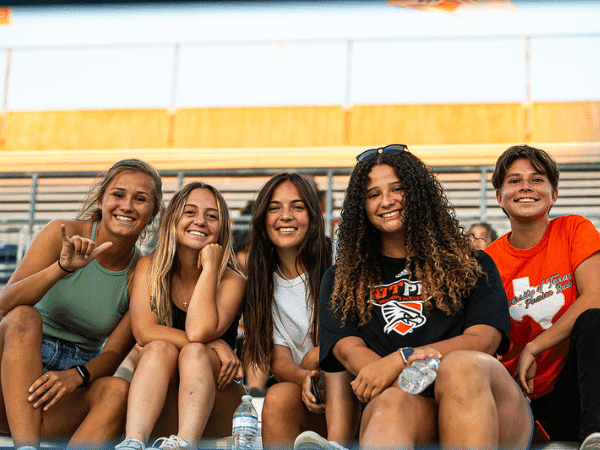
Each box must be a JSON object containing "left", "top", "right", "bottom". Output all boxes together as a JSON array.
[{"left": 356, "top": 144, "right": 407, "bottom": 163}]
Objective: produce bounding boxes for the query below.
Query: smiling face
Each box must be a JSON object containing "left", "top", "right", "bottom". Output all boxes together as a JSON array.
[
  {"left": 365, "top": 164, "right": 406, "bottom": 247},
  {"left": 99, "top": 170, "right": 156, "bottom": 239},
  {"left": 496, "top": 157, "right": 558, "bottom": 224},
  {"left": 266, "top": 180, "right": 310, "bottom": 255},
  {"left": 176, "top": 188, "right": 220, "bottom": 250}
]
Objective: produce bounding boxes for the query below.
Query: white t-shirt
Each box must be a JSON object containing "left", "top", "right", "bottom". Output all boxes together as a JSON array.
[{"left": 272, "top": 271, "right": 314, "bottom": 366}]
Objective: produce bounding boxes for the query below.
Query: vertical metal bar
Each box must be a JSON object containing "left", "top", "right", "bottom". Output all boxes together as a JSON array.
[
  {"left": 1, "top": 46, "right": 12, "bottom": 145},
  {"left": 344, "top": 39, "right": 353, "bottom": 106},
  {"left": 343, "top": 39, "right": 353, "bottom": 145},
  {"left": 479, "top": 166, "right": 488, "bottom": 222},
  {"left": 325, "top": 169, "right": 334, "bottom": 238},
  {"left": 167, "top": 43, "right": 180, "bottom": 145},
  {"left": 170, "top": 43, "right": 180, "bottom": 109},
  {"left": 27, "top": 173, "right": 39, "bottom": 246},
  {"left": 177, "top": 171, "right": 184, "bottom": 189},
  {"left": 524, "top": 35, "right": 533, "bottom": 140}
]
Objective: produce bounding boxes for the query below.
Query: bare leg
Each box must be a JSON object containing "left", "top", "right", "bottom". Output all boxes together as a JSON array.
[
  {"left": 261, "top": 381, "right": 327, "bottom": 450},
  {"left": 436, "top": 351, "right": 533, "bottom": 449},
  {"left": 201, "top": 379, "right": 245, "bottom": 438},
  {"left": 360, "top": 387, "right": 438, "bottom": 449},
  {"left": 29, "top": 375, "right": 131, "bottom": 448},
  {"left": 0, "top": 306, "right": 44, "bottom": 448},
  {"left": 324, "top": 371, "right": 360, "bottom": 445},
  {"left": 176, "top": 343, "right": 219, "bottom": 448},
  {"left": 114, "top": 344, "right": 142, "bottom": 382},
  {"left": 148, "top": 345, "right": 245, "bottom": 441},
  {"left": 123, "top": 340, "right": 179, "bottom": 444}
]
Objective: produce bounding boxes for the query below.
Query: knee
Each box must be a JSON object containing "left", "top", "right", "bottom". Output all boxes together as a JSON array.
[
  {"left": 261, "top": 383, "right": 299, "bottom": 422},
  {"left": 142, "top": 339, "right": 180, "bottom": 363},
  {"left": 1, "top": 305, "right": 43, "bottom": 340},
  {"left": 364, "top": 388, "right": 413, "bottom": 422},
  {"left": 572, "top": 308, "right": 600, "bottom": 339},
  {"left": 179, "top": 342, "right": 211, "bottom": 364},
  {"left": 92, "top": 376, "right": 130, "bottom": 408},
  {"left": 435, "top": 351, "right": 492, "bottom": 401}
]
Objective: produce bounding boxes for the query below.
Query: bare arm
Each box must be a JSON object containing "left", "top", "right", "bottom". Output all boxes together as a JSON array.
[
  {"left": 515, "top": 252, "right": 600, "bottom": 393},
  {"left": 129, "top": 256, "right": 190, "bottom": 349},
  {"left": 272, "top": 344, "right": 323, "bottom": 413},
  {"left": 525, "top": 252, "right": 600, "bottom": 355},
  {"left": 185, "top": 244, "right": 246, "bottom": 342},
  {"left": 206, "top": 338, "right": 244, "bottom": 389},
  {"left": 335, "top": 324, "right": 502, "bottom": 402},
  {"left": 0, "top": 221, "right": 111, "bottom": 315},
  {"left": 271, "top": 344, "right": 311, "bottom": 387}
]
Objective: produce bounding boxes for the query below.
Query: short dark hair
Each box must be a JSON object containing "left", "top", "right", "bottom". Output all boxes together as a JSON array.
[{"left": 492, "top": 145, "right": 559, "bottom": 191}]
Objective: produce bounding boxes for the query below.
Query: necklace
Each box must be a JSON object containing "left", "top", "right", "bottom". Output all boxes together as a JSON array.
[{"left": 276, "top": 265, "right": 297, "bottom": 288}]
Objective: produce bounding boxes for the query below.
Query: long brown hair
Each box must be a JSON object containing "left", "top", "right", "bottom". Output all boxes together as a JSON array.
[
  {"left": 242, "top": 173, "right": 332, "bottom": 370},
  {"left": 149, "top": 182, "right": 242, "bottom": 326},
  {"left": 332, "top": 149, "right": 481, "bottom": 326}
]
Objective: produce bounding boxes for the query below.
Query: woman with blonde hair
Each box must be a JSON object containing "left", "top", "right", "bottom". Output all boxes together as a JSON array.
[
  {"left": 115, "top": 181, "right": 246, "bottom": 450},
  {"left": 0, "top": 159, "right": 163, "bottom": 449}
]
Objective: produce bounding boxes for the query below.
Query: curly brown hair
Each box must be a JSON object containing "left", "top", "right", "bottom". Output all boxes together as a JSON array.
[{"left": 332, "top": 149, "right": 481, "bottom": 326}]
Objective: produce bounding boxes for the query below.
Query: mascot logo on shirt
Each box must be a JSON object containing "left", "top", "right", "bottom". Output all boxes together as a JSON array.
[{"left": 373, "top": 269, "right": 426, "bottom": 336}]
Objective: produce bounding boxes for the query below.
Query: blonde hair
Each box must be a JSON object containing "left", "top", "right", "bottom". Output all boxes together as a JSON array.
[
  {"left": 77, "top": 159, "right": 163, "bottom": 240},
  {"left": 149, "top": 182, "right": 241, "bottom": 326}
]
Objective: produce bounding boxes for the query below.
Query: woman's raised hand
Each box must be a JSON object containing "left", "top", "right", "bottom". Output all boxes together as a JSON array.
[
  {"left": 58, "top": 224, "right": 113, "bottom": 272},
  {"left": 198, "top": 242, "right": 223, "bottom": 269}
]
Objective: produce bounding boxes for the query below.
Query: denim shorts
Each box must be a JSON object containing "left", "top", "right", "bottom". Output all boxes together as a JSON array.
[{"left": 41, "top": 334, "right": 100, "bottom": 372}]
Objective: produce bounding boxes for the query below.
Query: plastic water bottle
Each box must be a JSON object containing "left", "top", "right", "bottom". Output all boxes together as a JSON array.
[
  {"left": 232, "top": 394, "right": 258, "bottom": 450},
  {"left": 398, "top": 357, "right": 440, "bottom": 395}
]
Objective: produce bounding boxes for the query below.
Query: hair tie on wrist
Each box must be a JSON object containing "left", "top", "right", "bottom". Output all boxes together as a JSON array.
[{"left": 57, "top": 260, "right": 75, "bottom": 274}]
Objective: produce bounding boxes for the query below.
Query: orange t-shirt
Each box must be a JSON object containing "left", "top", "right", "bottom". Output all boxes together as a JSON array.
[{"left": 485, "top": 215, "right": 600, "bottom": 398}]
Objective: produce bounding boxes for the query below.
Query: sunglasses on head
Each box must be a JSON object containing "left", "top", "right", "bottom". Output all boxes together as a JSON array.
[{"left": 356, "top": 144, "right": 408, "bottom": 163}]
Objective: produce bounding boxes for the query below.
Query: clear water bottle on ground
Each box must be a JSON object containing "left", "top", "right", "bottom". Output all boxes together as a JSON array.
[
  {"left": 232, "top": 394, "right": 258, "bottom": 450},
  {"left": 398, "top": 357, "right": 440, "bottom": 395}
]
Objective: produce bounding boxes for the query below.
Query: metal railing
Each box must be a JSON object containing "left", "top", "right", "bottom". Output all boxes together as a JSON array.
[{"left": 2, "top": 162, "right": 600, "bottom": 282}]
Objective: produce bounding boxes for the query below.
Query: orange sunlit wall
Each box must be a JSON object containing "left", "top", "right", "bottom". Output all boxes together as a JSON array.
[{"left": 0, "top": 101, "right": 599, "bottom": 172}]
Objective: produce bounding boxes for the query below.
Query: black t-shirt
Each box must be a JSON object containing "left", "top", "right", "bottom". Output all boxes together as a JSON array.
[
  {"left": 172, "top": 303, "right": 239, "bottom": 350},
  {"left": 319, "top": 251, "right": 510, "bottom": 372}
]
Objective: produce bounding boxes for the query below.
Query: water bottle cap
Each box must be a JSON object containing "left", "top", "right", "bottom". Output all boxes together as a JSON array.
[
  {"left": 242, "top": 394, "right": 253, "bottom": 402},
  {"left": 426, "top": 357, "right": 440, "bottom": 369}
]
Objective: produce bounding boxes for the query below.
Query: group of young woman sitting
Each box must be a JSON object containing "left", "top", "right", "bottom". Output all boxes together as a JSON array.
[{"left": 0, "top": 144, "right": 598, "bottom": 450}]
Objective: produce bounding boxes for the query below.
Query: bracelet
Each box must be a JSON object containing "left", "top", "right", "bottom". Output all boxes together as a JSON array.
[
  {"left": 57, "top": 260, "right": 75, "bottom": 274},
  {"left": 74, "top": 365, "right": 91, "bottom": 387},
  {"left": 399, "top": 347, "right": 414, "bottom": 364}
]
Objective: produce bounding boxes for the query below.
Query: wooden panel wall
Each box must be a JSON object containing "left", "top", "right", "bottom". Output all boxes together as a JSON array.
[
  {"left": 0, "top": 101, "right": 598, "bottom": 172},
  {"left": 173, "top": 106, "right": 345, "bottom": 148}
]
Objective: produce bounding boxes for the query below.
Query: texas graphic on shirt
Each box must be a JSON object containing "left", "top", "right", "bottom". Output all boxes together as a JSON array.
[
  {"left": 372, "top": 269, "right": 427, "bottom": 336},
  {"left": 509, "top": 273, "right": 573, "bottom": 329}
]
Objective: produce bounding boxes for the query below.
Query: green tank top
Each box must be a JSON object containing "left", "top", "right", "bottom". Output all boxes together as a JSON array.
[{"left": 35, "top": 222, "right": 137, "bottom": 352}]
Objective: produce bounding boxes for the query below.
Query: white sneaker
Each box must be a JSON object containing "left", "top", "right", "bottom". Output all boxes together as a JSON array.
[
  {"left": 150, "top": 435, "right": 190, "bottom": 450},
  {"left": 115, "top": 437, "right": 146, "bottom": 450},
  {"left": 294, "top": 431, "right": 348, "bottom": 450},
  {"left": 580, "top": 432, "right": 600, "bottom": 450}
]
